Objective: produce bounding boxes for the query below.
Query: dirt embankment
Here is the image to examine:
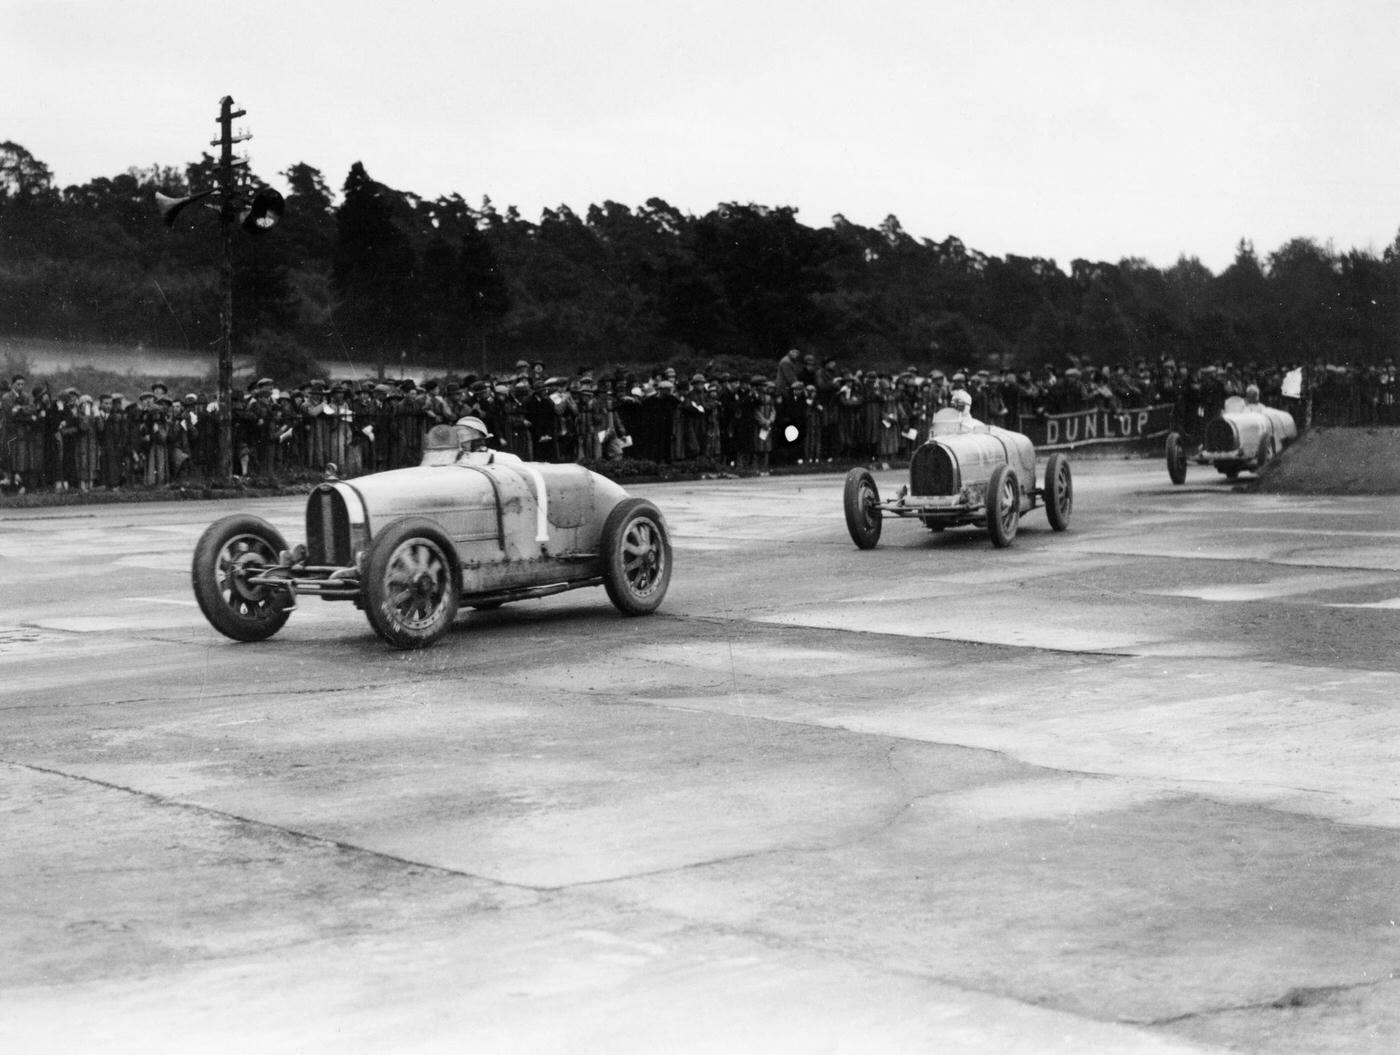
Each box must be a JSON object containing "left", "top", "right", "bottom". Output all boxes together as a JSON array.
[{"left": 1256, "top": 427, "right": 1400, "bottom": 494}]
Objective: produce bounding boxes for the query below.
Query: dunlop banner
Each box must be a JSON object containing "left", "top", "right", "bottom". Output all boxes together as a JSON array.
[{"left": 1017, "top": 403, "right": 1174, "bottom": 450}]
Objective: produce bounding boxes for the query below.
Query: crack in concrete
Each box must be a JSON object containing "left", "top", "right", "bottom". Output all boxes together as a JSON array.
[
  {"left": 0, "top": 683, "right": 413, "bottom": 712},
  {"left": 0, "top": 759, "right": 558, "bottom": 898},
  {"left": 1133, "top": 969, "right": 1400, "bottom": 1027}
]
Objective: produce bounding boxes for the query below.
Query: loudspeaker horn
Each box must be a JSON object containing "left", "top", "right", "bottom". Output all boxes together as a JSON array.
[{"left": 155, "top": 189, "right": 215, "bottom": 227}]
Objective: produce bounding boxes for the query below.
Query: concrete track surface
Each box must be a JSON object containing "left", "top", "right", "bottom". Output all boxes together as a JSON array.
[{"left": 1, "top": 460, "right": 1397, "bottom": 1054}]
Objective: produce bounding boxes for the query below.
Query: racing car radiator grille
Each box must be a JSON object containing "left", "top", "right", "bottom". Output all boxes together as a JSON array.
[
  {"left": 1205, "top": 418, "right": 1239, "bottom": 452},
  {"left": 306, "top": 486, "right": 352, "bottom": 566},
  {"left": 910, "top": 444, "right": 959, "bottom": 495}
]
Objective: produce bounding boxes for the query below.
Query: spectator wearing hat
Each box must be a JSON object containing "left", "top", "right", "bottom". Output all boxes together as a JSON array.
[
  {"left": 28, "top": 385, "right": 59, "bottom": 490},
  {"left": 526, "top": 377, "right": 561, "bottom": 462},
  {"left": 325, "top": 384, "right": 356, "bottom": 472},
  {"left": 802, "top": 383, "right": 824, "bottom": 464},
  {"left": 0, "top": 376, "right": 18, "bottom": 487},
  {"left": 122, "top": 392, "right": 148, "bottom": 483},
  {"left": 143, "top": 394, "right": 172, "bottom": 486},
  {"left": 302, "top": 382, "right": 332, "bottom": 471},
  {"left": 834, "top": 373, "right": 864, "bottom": 460},
  {"left": 872, "top": 374, "right": 902, "bottom": 466},
  {"left": 73, "top": 393, "right": 99, "bottom": 492},
  {"left": 573, "top": 376, "right": 601, "bottom": 462},
  {"left": 553, "top": 378, "right": 581, "bottom": 462},
  {"left": 752, "top": 381, "right": 777, "bottom": 472},
  {"left": 504, "top": 380, "right": 534, "bottom": 460},
  {"left": 95, "top": 391, "right": 123, "bottom": 492},
  {"left": 53, "top": 387, "right": 81, "bottom": 492},
  {"left": 246, "top": 380, "right": 279, "bottom": 477},
  {"left": 639, "top": 377, "right": 679, "bottom": 463},
  {"left": 774, "top": 380, "right": 807, "bottom": 466},
  {"left": 267, "top": 391, "right": 300, "bottom": 474},
  {"left": 8, "top": 378, "right": 39, "bottom": 493},
  {"left": 679, "top": 374, "right": 708, "bottom": 461}
]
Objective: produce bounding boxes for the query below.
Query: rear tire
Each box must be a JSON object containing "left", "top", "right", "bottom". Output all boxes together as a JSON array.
[
  {"left": 191, "top": 514, "right": 292, "bottom": 642},
  {"left": 986, "top": 464, "right": 1020, "bottom": 548},
  {"left": 1166, "top": 432, "right": 1188, "bottom": 485},
  {"left": 1044, "top": 453, "right": 1072, "bottom": 532},
  {"left": 601, "top": 498, "right": 671, "bottom": 615},
  {"left": 844, "top": 468, "right": 883, "bottom": 549}
]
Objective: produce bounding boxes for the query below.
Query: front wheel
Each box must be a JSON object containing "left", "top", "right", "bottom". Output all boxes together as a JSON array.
[
  {"left": 601, "top": 498, "right": 672, "bottom": 615},
  {"left": 1044, "top": 453, "right": 1073, "bottom": 532},
  {"left": 986, "top": 464, "right": 1020, "bottom": 548},
  {"left": 844, "top": 468, "right": 883, "bottom": 549},
  {"left": 191, "top": 514, "right": 292, "bottom": 642},
  {"left": 1166, "top": 432, "right": 1188, "bottom": 486},
  {"left": 362, "top": 518, "right": 460, "bottom": 649}
]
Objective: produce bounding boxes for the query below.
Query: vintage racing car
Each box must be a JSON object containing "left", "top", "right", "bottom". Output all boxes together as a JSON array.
[
  {"left": 192, "top": 421, "right": 672, "bottom": 649},
  {"left": 843, "top": 409, "right": 1072, "bottom": 549},
  {"left": 1165, "top": 395, "right": 1298, "bottom": 484}
]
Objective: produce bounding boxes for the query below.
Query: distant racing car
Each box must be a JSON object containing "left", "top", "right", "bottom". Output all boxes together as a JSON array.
[
  {"left": 1165, "top": 395, "right": 1297, "bottom": 484},
  {"left": 192, "top": 421, "right": 671, "bottom": 649},
  {"left": 843, "top": 409, "right": 1073, "bottom": 549}
]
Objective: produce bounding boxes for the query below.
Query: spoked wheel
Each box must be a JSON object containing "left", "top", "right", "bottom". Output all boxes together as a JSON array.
[
  {"left": 363, "top": 518, "right": 460, "bottom": 649},
  {"left": 1165, "top": 432, "right": 1188, "bottom": 486},
  {"left": 985, "top": 464, "right": 1021, "bottom": 548},
  {"left": 601, "top": 498, "right": 672, "bottom": 615},
  {"left": 843, "top": 468, "right": 883, "bottom": 549},
  {"left": 191, "top": 514, "right": 293, "bottom": 642},
  {"left": 1044, "top": 452, "right": 1073, "bottom": 532}
]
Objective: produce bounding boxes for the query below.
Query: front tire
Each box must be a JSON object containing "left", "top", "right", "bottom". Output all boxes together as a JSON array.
[
  {"left": 844, "top": 468, "right": 883, "bottom": 549},
  {"left": 601, "top": 498, "right": 672, "bottom": 615},
  {"left": 1166, "top": 432, "right": 1188, "bottom": 485},
  {"left": 986, "top": 464, "right": 1020, "bottom": 548},
  {"left": 191, "top": 514, "right": 292, "bottom": 642},
  {"left": 1044, "top": 453, "right": 1072, "bottom": 532},
  {"left": 362, "top": 518, "right": 460, "bottom": 649}
]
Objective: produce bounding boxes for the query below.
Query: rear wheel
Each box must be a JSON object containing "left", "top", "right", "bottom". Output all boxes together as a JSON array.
[
  {"left": 844, "top": 468, "right": 883, "bottom": 549},
  {"left": 1166, "top": 432, "right": 1188, "bottom": 485},
  {"left": 1044, "top": 453, "right": 1073, "bottom": 532},
  {"left": 986, "top": 464, "right": 1020, "bottom": 548},
  {"left": 191, "top": 514, "right": 292, "bottom": 642},
  {"left": 601, "top": 498, "right": 671, "bottom": 615},
  {"left": 362, "top": 518, "right": 460, "bottom": 649}
]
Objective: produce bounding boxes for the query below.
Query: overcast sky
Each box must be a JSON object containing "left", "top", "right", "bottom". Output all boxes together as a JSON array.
[{"left": 4, "top": 0, "right": 1398, "bottom": 273}]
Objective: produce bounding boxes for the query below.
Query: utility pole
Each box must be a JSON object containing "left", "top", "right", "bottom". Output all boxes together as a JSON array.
[
  {"left": 156, "top": 95, "right": 284, "bottom": 482},
  {"left": 214, "top": 96, "right": 249, "bottom": 481}
]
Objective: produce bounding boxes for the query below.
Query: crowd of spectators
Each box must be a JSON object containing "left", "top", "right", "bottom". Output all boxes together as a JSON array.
[{"left": 2, "top": 351, "right": 1397, "bottom": 493}]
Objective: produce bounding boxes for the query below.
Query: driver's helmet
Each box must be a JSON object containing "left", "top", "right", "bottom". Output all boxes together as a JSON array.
[
  {"left": 950, "top": 388, "right": 972, "bottom": 410},
  {"left": 454, "top": 415, "right": 491, "bottom": 450}
]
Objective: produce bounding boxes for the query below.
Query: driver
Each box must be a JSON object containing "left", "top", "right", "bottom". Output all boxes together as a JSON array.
[
  {"left": 453, "top": 416, "right": 522, "bottom": 465},
  {"left": 949, "top": 388, "right": 984, "bottom": 431}
]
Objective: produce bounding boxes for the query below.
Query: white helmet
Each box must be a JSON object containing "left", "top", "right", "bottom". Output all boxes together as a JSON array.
[
  {"left": 455, "top": 415, "right": 491, "bottom": 440},
  {"left": 454, "top": 415, "right": 491, "bottom": 449},
  {"left": 950, "top": 388, "right": 972, "bottom": 409}
]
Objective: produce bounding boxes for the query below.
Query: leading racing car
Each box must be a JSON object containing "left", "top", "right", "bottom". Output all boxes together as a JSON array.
[
  {"left": 191, "top": 419, "right": 672, "bottom": 650},
  {"left": 1165, "top": 394, "right": 1298, "bottom": 484}
]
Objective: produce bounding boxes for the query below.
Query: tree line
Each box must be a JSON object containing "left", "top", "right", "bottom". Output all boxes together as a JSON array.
[{"left": 4, "top": 139, "right": 1400, "bottom": 382}]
